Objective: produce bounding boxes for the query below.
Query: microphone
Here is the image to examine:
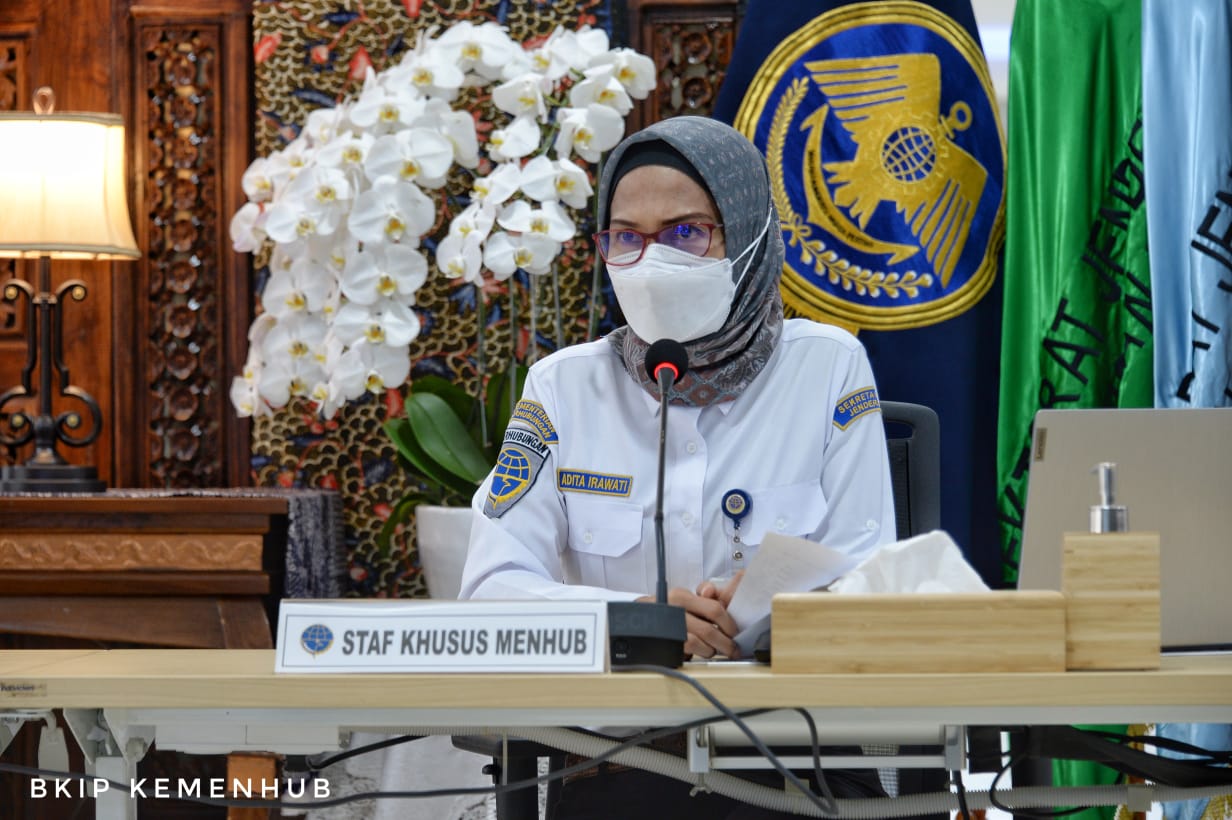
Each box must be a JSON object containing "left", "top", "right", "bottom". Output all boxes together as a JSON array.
[
  {"left": 645, "top": 338, "right": 688, "bottom": 391},
  {"left": 608, "top": 339, "right": 689, "bottom": 668}
]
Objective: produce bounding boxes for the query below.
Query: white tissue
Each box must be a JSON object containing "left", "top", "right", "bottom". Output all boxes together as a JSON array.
[{"left": 830, "top": 529, "right": 989, "bottom": 594}]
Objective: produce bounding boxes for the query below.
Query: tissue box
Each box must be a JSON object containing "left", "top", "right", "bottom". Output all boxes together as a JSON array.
[{"left": 770, "top": 591, "right": 1067, "bottom": 674}]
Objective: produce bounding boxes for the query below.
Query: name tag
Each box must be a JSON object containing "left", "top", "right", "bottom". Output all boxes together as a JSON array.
[{"left": 275, "top": 600, "right": 607, "bottom": 674}]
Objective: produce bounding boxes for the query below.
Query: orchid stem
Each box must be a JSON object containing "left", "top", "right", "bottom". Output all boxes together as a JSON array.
[
  {"left": 586, "top": 154, "right": 606, "bottom": 341},
  {"left": 476, "top": 282, "right": 489, "bottom": 449}
]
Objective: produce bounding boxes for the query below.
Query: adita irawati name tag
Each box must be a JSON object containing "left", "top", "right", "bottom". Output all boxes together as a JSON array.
[{"left": 276, "top": 600, "right": 607, "bottom": 674}]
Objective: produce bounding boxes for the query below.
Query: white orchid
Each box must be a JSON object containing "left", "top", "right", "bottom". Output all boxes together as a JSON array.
[
  {"left": 350, "top": 77, "right": 426, "bottom": 135},
  {"left": 518, "top": 156, "right": 593, "bottom": 209},
  {"left": 437, "top": 21, "right": 520, "bottom": 83},
  {"left": 569, "top": 65, "right": 634, "bottom": 116},
  {"left": 263, "top": 166, "right": 354, "bottom": 243},
  {"left": 340, "top": 244, "right": 429, "bottom": 305},
  {"left": 553, "top": 104, "right": 625, "bottom": 163},
  {"left": 332, "top": 298, "right": 422, "bottom": 347},
  {"left": 487, "top": 116, "right": 542, "bottom": 162},
  {"left": 365, "top": 127, "right": 454, "bottom": 188},
  {"left": 498, "top": 199, "right": 576, "bottom": 243},
  {"left": 492, "top": 72, "right": 549, "bottom": 122},
  {"left": 229, "top": 202, "right": 266, "bottom": 253},
  {"left": 347, "top": 176, "right": 435, "bottom": 245},
  {"left": 590, "top": 48, "right": 657, "bottom": 98},
  {"left": 482, "top": 230, "right": 560, "bottom": 278},
  {"left": 435, "top": 230, "right": 485, "bottom": 282},
  {"left": 229, "top": 23, "right": 656, "bottom": 420}
]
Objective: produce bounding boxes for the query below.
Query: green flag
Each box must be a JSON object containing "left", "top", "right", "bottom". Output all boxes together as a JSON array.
[
  {"left": 1000, "top": 1, "right": 1153, "bottom": 815},
  {"left": 998, "top": 0, "right": 1153, "bottom": 585}
]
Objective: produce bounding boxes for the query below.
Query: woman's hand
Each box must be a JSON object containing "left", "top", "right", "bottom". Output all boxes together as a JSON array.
[
  {"left": 636, "top": 587, "right": 740, "bottom": 659},
  {"left": 695, "top": 570, "right": 745, "bottom": 608}
]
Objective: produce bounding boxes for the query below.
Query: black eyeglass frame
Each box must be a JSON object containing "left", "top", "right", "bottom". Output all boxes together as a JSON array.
[{"left": 592, "top": 222, "right": 724, "bottom": 266}]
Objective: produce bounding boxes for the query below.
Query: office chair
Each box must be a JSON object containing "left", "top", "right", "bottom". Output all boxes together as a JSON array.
[{"left": 458, "top": 401, "right": 945, "bottom": 820}]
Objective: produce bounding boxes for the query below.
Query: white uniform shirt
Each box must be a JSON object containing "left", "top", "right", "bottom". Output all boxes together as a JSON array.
[{"left": 458, "top": 319, "right": 896, "bottom": 603}]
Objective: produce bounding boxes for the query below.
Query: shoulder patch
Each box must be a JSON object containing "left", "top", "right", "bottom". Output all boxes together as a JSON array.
[
  {"left": 483, "top": 427, "right": 550, "bottom": 519},
  {"left": 833, "top": 387, "right": 881, "bottom": 430},
  {"left": 557, "top": 469, "right": 633, "bottom": 497},
  {"left": 510, "top": 400, "right": 558, "bottom": 444}
]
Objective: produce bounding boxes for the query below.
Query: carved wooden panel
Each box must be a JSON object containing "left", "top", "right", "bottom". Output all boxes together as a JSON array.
[
  {"left": 0, "top": 535, "right": 263, "bottom": 570},
  {"left": 129, "top": 21, "right": 236, "bottom": 490},
  {"left": 626, "top": 0, "right": 740, "bottom": 130},
  {"left": 0, "top": 34, "right": 28, "bottom": 343}
]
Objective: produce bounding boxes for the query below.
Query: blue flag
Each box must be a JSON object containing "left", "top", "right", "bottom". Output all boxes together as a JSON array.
[
  {"left": 713, "top": 0, "right": 1005, "bottom": 584},
  {"left": 1144, "top": 0, "right": 1232, "bottom": 409},
  {"left": 1144, "top": 3, "right": 1232, "bottom": 818}
]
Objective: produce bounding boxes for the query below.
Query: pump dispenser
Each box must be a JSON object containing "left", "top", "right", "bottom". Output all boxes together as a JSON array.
[{"left": 1089, "top": 461, "right": 1129, "bottom": 533}]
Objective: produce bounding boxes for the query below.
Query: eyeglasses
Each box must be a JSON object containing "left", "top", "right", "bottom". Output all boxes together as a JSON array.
[{"left": 593, "top": 222, "right": 723, "bottom": 266}]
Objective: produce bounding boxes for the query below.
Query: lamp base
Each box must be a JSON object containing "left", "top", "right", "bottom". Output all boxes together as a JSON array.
[{"left": 0, "top": 463, "right": 105, "bottom": 493}]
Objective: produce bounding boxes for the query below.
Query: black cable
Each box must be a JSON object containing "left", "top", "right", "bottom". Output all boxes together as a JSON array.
[
  {"left": 1077, "top": 728, "right": 1232, "bottom": 764},
  {"left": 0, "top": 707, "right": 776, "bottom": 811},
  {"left": 305, "top": 733, "right": 429, "bottom": 772},
  {"left": 987, "top": 749, "right": 1090, "bottom": 820},
  {"left": 618, "top": 663, "right": 840, "bottom": 817},
  {"left": 791, "top": 706, "right": 839, "bottom": 807},
  {"left": 950, "top": 769, "right": 971, "bottom": 820}
]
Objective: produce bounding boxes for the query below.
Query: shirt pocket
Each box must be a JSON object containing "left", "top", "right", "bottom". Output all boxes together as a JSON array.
[
  {"left": 566, "top": 495, "right": 645, "bottom": 589},
  {"left": 737, "top": 480, "right": 828, "bottom": 548}
]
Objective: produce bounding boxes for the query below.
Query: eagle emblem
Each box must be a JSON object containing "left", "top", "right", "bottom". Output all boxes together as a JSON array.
[
  {"left": 806, "top": 54, "right": 987, "bottom": 289},
  {"left": 733, "top": 2, "right": 1005, "bottom": 331}
]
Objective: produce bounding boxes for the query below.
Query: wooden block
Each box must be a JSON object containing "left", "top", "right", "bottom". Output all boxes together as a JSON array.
[
  {"left": 1062, "top": 531, "right": 1160, "bottom": 670},
  {"left": 226, "top": 752, "right": 279, "bottom": 820},
  {"left": 770, "top": 592, "right": 1066, "bottom": 674}
]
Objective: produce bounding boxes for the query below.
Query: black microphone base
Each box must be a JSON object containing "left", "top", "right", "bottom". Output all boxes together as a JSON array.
[{"left": 607, "top": 601, "right": 687, "bottom": 668}]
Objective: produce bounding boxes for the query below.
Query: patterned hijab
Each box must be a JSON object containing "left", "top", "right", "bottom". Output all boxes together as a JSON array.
[{"left": 601, "top": 116, "right": 785, "bottom": 406}]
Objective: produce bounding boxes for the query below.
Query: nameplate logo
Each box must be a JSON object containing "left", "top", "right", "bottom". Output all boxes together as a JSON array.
[{"left": 275, "top": 600, "right": 607, "bottom": 674}]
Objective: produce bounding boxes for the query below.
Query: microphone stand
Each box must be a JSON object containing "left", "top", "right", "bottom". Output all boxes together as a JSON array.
[
  {"left": 653, "top": 366, "right": 672, "bottom": 606},
  {"left": 607, "top": 343, "right": 689, "bottom": 668}
]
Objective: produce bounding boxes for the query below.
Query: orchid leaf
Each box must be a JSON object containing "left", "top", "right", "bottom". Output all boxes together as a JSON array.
[
  {"left": 383, "top": 417, "right": 476, "bottom": 499},
  {"left": 485, "top": 364, "right": 529, "bottom": 450},
  {"left": 405, "top": 392, "right": 492, "bottom": 484}
]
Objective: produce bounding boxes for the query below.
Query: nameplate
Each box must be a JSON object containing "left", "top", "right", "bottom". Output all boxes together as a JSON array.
[{"left": 275, "top": 600, "right": 607, "bottom": 674}]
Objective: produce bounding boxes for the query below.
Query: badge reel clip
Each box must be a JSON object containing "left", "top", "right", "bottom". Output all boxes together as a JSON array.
[{"left": 721, "top": 489, "right": 752, "bottom": 576}]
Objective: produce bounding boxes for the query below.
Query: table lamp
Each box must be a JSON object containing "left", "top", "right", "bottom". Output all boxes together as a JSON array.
[{"left": 0, "top": 87, "right": 140, "bottom": 493}]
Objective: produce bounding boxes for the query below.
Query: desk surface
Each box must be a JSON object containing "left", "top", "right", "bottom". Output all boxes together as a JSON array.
[{"left": 1, "top": 650, "right": 1230, "bottom": 716}]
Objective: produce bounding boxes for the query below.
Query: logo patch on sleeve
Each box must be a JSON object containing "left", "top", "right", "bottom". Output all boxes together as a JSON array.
[
  {"left": 510, "top": 400, "right": 558, "bottom": 444},
  {"left": 483, "top": 427, "right": 550, "bottom": 519},
  {"left": 833, "top": 387, "right": 881, "bottom": 430},
  {"left": 556, "top": 469, "right": 633, "bottom": 497}
]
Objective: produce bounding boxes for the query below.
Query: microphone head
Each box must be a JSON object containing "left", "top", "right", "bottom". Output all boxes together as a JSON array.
[{"left": 644, "top": 338, "right": 689, "bottom": 385}]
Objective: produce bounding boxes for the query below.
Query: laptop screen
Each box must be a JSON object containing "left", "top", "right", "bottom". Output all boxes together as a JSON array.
[{"left": 1017, "top": 407, "right": 1232, "bottom": 652}]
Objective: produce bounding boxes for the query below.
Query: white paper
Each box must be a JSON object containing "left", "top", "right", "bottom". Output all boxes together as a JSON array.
[{"left": 726, "top": 532, "right": 861, "bottom": 655}]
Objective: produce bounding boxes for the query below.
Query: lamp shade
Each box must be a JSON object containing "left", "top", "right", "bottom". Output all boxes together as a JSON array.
[{"left": 0, "top": 110, "right": 140, "bottom": 260}]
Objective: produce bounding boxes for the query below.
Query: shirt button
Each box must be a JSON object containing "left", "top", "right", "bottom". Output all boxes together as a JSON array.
[
  {"left": 583, "top": 531, "right": 594, "bottom": 544},
  {"left": 681, "top": 512, "right": 694, "bottom": 526},
  {"left": 775, "top": 516, "right": 787, "bottom": 530},
  {"left": 866, "top": 519, "right": 878, "bottom": 531},
  {"left": 685, "top": 441, "right": 698, "bottom": 454}
]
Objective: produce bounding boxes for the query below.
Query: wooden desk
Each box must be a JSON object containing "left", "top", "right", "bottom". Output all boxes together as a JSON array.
[
  {"left": 1, "top": 649, "right": 1231, "bottom": 819},
  {"left": 3, "top": 649, "right": 1230, "bottom": 720}
]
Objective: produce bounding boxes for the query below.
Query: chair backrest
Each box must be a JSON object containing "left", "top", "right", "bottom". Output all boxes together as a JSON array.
[{"left": 880, "top": 401, "right": 941, "bottom": 539}]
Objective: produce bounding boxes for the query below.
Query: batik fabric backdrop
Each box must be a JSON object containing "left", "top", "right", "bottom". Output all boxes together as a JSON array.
[{"left": 248, "top": 0, "right": 618, "bottom": 599}]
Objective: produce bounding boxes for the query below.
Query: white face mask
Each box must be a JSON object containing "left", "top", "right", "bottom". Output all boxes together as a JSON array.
[{"left": 608, "top": 210, "right": 772, "bottom": 344}]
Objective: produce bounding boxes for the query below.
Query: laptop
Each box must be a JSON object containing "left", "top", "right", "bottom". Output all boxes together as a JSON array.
[{"left": 1017, "top": 407, "right": 1232, "bottom": 652}]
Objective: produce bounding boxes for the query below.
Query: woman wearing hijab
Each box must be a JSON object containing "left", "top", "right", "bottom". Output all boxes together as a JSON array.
[{"left": 458, "top": 116, "right": 895, "bottom": 817}]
